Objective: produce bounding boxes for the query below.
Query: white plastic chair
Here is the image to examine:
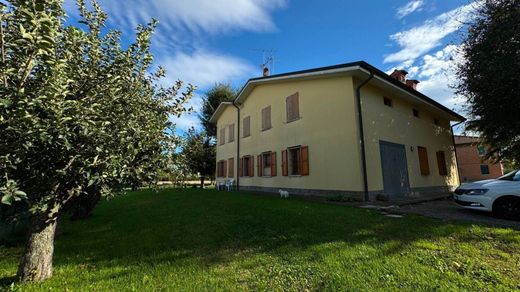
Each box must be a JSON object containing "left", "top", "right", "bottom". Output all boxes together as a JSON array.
[
  {"left": 216, "top": 180, "right": 225, "bottom": 191},
  {"left": 225, "top": 179, "right": 235, "bottom": 191}
]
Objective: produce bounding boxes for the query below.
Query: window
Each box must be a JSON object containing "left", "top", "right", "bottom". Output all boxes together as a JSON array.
[
  {"left": 227, "top": 158, "right": 234, "bottom": 178},
  {"left": 434, "top": 118, "right": 440, "bottom": 126},
  {"left": 243, "top": 116, "right": 251, "bottom": 137},
  {"left": 216, "top": 160, "right": 227, "bottom": 178},
  {"left": 413, "top": 108, "right": 420, "bottom": 118},
  {"left": 499, "top": 170, "right": 520, "bottom": 181},
  {"left": 417, "top": 146, "right": 430, "bottom": 175},
  {"left": 477, "top": 145, "right": 486, "bottom": 156},
  {"left": 219, "top": 128, "right": 226, "bottom": 145},
  {"left": 383, "top": 97, "right": 393, "bottom": 107},
  {"left": 240, "top": 156, "right": 254, "bottom": 177},
  {"left": 436, "top": 151, "right": 448, "bottom": 176},
  {"left": 282, "top": 146, "right": 309, "bottom": 176},
  {"left": 480, "top": 165, "right": 490, "bottom": 175},
  {"left": 286, "top": 92, "right": 300, "bottom": 122},
  {"left": 257, "top": 151, "right": 277, "bottom": 177},
  {"left": 228, "top": 124, "right": 235, "bottom": 142},
  {"left": 261, "top": 106, "right": 271, "bottom": 131}
]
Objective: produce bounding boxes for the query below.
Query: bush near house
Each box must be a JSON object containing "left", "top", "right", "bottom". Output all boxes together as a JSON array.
[{"left": 0, "top": 189, "right": 519, "bottom": 291}]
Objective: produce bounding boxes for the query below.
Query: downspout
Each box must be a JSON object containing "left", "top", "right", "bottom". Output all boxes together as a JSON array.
[
  {"left": 450, "top": 121, "right": 464, "bottom": 185},
  {"left": 356, "top": 71, "right": 374, "bottom": 202},
  {"left": 232, "top": 100, "right": 240, "bottom": 191}
]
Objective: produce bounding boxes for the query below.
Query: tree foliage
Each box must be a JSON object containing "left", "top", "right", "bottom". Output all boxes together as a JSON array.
[
  {"left": 199, "top": 83, "right": 237, "bottom": 137},
  {"left": 456, "top": 0, "right": 520, "bottom": 162},
  {"left": 0, "top": 0, "right": 193, "bottom": 282},
  {"left": 181, "top": 128, "right": 216, "bottom": 188}
]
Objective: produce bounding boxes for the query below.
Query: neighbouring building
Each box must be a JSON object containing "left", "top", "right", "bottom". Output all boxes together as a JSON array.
[
  {"left": 210, "top": 61, "right": 465, "bottom": 201},
  {"left": 454, "top": 135, "right": 504, "bottom": 182}
]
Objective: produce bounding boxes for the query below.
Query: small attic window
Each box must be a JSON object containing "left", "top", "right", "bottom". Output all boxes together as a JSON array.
[
  {"left": 434, "top": 118, "right": 440, "bottom": 126},
  {"left": 383, "top": 97, "right": 393, "bottom": 107},
  {"left": 413, "top": 108, "right": 420, "bottom": 118}
]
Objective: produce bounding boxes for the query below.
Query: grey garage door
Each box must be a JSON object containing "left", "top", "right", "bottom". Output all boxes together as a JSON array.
[{"left": 379, "top": 141, "right": 410, "bottom": 198}]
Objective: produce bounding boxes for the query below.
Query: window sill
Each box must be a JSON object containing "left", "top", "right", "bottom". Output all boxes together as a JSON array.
[
  {"left": 288, "top": 175, "right": 302, "bottom": 177},
  {"left": 261, "top": 127, "right": 272, "bottom": 132},
  {"left": 286, "top": 117, "right": 301, "bottom": 123}
]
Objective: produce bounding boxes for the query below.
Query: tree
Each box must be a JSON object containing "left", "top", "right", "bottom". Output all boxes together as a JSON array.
[
  {"left": 182, "top": 128, "right": 216, "bottom": 188},
  {"left": 199, "top": 83, "right": 237, "bottom": 137},
  {"left": 0, "top": 0, "right": 193, "bottom": 282},
  {"left": 456, "top": 0, "right": 520, "bottom": 162}
]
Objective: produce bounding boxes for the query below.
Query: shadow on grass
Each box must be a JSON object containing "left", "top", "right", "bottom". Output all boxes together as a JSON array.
[{"left": 1, "top": 188, "right": 518, "bottom": 288}]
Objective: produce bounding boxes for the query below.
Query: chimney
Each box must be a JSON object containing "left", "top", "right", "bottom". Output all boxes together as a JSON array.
[
  {"left": 390, "top": 69, "right": 408, "bottom": 83},
  {"left": 405, "top": 79, "right": 420, "bottom": 90},
  {"left": 262, "top": 66, "right": 270, "bottom": 77}
]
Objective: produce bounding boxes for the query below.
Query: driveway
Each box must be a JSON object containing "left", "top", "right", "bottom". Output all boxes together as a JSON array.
[{"left": 392, "top": 198, "right": 520, "bottom": 230}]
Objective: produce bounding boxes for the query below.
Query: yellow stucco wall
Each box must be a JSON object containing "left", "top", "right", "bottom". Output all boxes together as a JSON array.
[
  {"left": 216, "top": 75, "right": 364, "bottom": 192},
  {"left": 216, "top": 74, "right": 459, "bottom": 195},
  {"left": 359, "top": 80, "right": 459, "bottom": 192}
]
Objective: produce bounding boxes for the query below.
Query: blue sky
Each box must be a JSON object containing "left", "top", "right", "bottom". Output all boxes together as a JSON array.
[{"left": 64, "top": 0, "right": 479, "bottom": 131}]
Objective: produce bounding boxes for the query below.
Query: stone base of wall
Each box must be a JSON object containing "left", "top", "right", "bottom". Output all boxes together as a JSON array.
[{"left": 238, "top": 185, "right": 456, "bottom": 201}]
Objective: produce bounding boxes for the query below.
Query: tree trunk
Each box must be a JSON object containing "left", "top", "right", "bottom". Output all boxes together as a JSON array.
[
  {"left": 200, "top": 176, "right": 205, "bottom": 189},
  {"left": 17, "top": 213, "right": 57, "bottom": 282}
]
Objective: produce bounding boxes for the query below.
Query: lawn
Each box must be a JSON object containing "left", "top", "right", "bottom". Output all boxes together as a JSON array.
[{"left": 1, "top": 189, "right": 519, "bottom": 291}]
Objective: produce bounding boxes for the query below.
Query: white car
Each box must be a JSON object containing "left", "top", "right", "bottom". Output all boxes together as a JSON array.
[{"left": 454, "top": 170, "right": 520, "bottom": 220}]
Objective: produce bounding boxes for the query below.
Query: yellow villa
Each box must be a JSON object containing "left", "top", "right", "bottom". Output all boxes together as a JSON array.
[{"left": 210, "top": 61, "right": 465, "bottom": 201}]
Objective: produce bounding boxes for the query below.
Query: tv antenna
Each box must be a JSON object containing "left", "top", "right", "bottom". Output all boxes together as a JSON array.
[{"left": 250, "top": 49, "right": 276, "bottom": 76}]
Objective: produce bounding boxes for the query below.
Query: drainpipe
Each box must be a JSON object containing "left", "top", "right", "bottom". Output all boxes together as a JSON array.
[
  {"left": 356, "top": 71, "right": 374, "bottom": 202},
  {"left": 450, "top": 121, "right": 464, "bottom": 185},
  {"left": 232, "top": 100, "right": 240, "bottom": 191}
]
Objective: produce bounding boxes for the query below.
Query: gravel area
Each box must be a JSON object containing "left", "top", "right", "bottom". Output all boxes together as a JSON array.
[{"left": 390, "top": 198, "right": 520, "bottom": 229}]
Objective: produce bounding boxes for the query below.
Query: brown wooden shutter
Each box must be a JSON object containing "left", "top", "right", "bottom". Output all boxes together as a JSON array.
[
  {"left": 286, "top": 95, "right": 293, "bottom": 122},
  {"left": 286, "top": 93, "right": 300, "bottom": 122},
  {"left": 243, "top": 116, "right": 250, "bottom": 137},
  {"left": 282, "top": 150, "right": 288, "bottom": 176},
  {"left": 266, "top": 106, "right": 271, "bottom": 129},
  {"left": 271, "top": 152, "right": 277, "bottom": 176},
  {"left": 223, "top": 160, "right": 227, "bottom": 178},
  {"left": 239, "top": 157, "right": 243, "bottom": 177},
  {"left": 436, "top": 151, "right": 447, "bottom": 176},
  {"left": 249, "top": 156, "right": 254, "bottom": 177},
  {"left": 228, "top": 158, "right": 234, "bottom": 178},
  {"left": 257, "top": 155, "right": 262, "bottom": 177},
  {"left": 418, "top": 146, "right": 430, "bottom": 175},
  {"left": 300, "top": 146, "right": 309, "bottom": 176}
]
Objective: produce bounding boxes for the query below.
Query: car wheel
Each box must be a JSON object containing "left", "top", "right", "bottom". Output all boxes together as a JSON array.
[{"left": 493, "top": 197, "right": 520, "bottom": 220}]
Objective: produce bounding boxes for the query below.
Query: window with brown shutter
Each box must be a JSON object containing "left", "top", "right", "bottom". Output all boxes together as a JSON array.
[
  {"left": 286, "top": 92, "right": 300, "bottom": 122},
  {"left": 228, "top": 158, "right": 234, "bottom": 178},
  {"left": 418, "top": 146, "right": 430, "bottom": 175},
  {"left": 217, "top": 160, "right": 227, "bottom": 178},
  {"left": 239, "top": 157, "right": 243, "bottom": 177},
  {"left": 243, "top": 116, "right": 251, "bottom": 137},
  {"left": 270, "top": 152, "right": 277, "bottom": 176},
  {"left": 228, "top": 124, "right": 235, "bottom": 142},
  {"left": 261, "top": 106, "right": 271, "bottom": 131},
  {"left": 436, "top": 151, "right": 447, "bottom": 176},
  {"left": 219, "top": 127, "right": 225, "bottom": 145},
  {"left": 282, "top": 150, "right": 288, "bottom": 176},
  {"left": 284, "top": 146, "right": 310, "bottom": 176},
  {"left": 240, "top": 156, "right": 254, "bottom": 177}
]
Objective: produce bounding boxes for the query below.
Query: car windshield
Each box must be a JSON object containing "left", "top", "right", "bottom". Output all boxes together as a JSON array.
[{"left": 498, "top": 170, "right": 520, "bottom": 181}]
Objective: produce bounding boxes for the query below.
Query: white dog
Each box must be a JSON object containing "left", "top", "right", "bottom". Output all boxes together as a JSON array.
[{"left": 278, "top": 189, "right": 289, "bottom": 198}]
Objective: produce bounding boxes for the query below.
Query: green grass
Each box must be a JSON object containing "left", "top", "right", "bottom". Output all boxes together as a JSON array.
[{"left": 1, "top": 188, "right": 519, "bottom": 291}]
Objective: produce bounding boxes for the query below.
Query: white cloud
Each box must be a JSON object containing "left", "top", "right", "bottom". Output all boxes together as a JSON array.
[
  {"left": 159, "top": 50, "right": 257, "bottom": 89},
  {"left": 64, "top": 0, "right": 286, "bottom": 35},
  {"left": 405, "top": 45, "right": 465, "bottom": 110},
  {"left": 396, "top": 0, "right": 424, "bottom": 19},
  {"left": 384, "top": 2, "right": 479, "bottom": 64}
]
